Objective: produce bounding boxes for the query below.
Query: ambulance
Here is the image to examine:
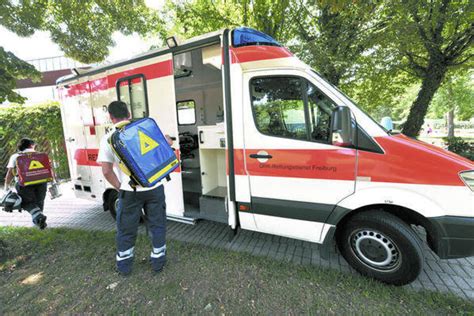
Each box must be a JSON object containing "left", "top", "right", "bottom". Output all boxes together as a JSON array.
[{"left": 57, "top": 27, "right": 474, "bottom": 285}]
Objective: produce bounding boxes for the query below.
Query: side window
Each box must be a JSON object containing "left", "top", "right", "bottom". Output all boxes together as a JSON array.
[
  {"left": 250, "top": 76, "right": 335, "bottom": 142},
  {"left": 177, "top": 100, "right": 196, "bottom": 125},
  {"left": 116, "top": 74, "right": 148, "bottom": 119},
  {"left": 250, "top": 77, "right": 307, "bottom": 140}
]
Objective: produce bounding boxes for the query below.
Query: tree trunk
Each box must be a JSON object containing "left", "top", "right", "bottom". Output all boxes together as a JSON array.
[
  {"left": 447, "top": 109, "right": 455, "bottom": 137},
  {"left": 402, "top": 63, "right": 446, "bottom": 137}
]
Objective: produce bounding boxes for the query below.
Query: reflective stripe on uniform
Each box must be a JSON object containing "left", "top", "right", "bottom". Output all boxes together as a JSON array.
[
  {"left": 29, "top": 207, "right": 41, "bottom": 220},
  {"left": 116, "top": 247, "right": 134, "bottom": 261},
  {"left": 150, "top": 244, "right": 166, "bottom": 258}
]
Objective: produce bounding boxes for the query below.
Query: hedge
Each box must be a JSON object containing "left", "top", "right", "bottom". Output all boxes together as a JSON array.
[{"left": 0, "top": 102, "right": 70, "bottom": 182}]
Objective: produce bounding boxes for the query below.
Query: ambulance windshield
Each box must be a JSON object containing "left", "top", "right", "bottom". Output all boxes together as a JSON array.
[{"left": 232, "top": 27, "right": 281, "bottom": 48}]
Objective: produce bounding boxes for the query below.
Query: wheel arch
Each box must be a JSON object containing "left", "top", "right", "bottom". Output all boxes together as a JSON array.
[{"left": 330, "top": 203, "right": 440, "bottom": 254}]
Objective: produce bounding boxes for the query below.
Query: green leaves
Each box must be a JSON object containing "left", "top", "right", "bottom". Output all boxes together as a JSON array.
[
  {"left": 164, "top": 0, "right": 293, "bottom": 41},
  {"left": 0, "top": 47, "right": 41, "bottom": 104},
  {"left": 0, "top": 102, "right": 69, "bottom": 180},
  {"left": 0, "top": 0, "right": 163, "bottom": 104},
  {"left": 430, "top": 72, "right": 474, "bottom": 121},
  {"left": 0, "top": 0, "right": 163, "bottom": 64}
]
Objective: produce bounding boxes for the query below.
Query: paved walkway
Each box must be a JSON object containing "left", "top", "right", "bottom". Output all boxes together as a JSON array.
[{"left": 1, "top": 184, "right": 473, "bottom": 300}]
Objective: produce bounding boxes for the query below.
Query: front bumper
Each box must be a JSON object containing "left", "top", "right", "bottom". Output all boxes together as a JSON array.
[{"left": 429, "top": 216, "right": 474, "bottom": 259}]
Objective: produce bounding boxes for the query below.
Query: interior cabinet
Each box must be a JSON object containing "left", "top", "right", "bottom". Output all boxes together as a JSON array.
[{"left": 198, "top": 124, "right": 227, "bottom": 197}]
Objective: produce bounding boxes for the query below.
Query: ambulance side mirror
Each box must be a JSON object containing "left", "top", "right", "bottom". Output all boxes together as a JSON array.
[{"left": 330, "top": 106, "right": 353, "bottom": 147}]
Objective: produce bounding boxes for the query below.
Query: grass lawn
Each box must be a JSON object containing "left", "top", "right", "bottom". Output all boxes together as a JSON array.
[{"left": 1, "top": 227, "right": 473, "bottom": 314}]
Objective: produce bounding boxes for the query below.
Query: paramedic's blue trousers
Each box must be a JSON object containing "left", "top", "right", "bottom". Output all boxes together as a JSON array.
[
  {"left": 16, "top": 183, "right": 47, "bottom": 223},
  {"left": 116, "top": 185, "right": 166, "bottom": 265}
]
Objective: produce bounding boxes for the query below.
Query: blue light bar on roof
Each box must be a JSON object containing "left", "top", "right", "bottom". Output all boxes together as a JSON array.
[{"left": 231, "top": 27, "right": 281, "bottom": 48}]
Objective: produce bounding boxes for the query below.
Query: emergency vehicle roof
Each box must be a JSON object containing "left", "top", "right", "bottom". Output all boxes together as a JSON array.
[{"left": 56, "top": 29, "right": 224, "bottom": 86}]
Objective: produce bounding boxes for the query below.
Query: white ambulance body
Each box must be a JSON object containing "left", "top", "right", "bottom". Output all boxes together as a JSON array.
[{"left": 57, "top": 28, "right": 474, "bottom": 285}]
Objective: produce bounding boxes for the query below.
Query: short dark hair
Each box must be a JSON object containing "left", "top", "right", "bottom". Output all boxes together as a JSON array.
[
  {"left": 108, "top": 101, "right": 130, "bottom": 119},
  {"left": 18, "top": 138, "right": 35, "bottom": 151}
]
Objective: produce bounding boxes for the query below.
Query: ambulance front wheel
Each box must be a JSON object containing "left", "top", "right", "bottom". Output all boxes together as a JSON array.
[
  {"left": 336, "top": 210, "right": 424, "bottom": 285},
  {"left": 106, "top": 190, "right": 119, "bottom": 220}
]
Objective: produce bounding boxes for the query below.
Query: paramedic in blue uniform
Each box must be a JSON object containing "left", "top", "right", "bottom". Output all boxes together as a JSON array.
[
  {"left": 97, "top": 101, "right": 173, "bottom": 275},
  {"left": 4, "top": 138, "right": 48, "bottom": 229}
]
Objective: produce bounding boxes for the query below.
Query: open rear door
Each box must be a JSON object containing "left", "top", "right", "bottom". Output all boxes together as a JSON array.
[
  {"left": 137, "top": 53, "right": 185, "bottom": 220},
  {"left": 59, "top": 79, "right": 94, "bottom": 197}
]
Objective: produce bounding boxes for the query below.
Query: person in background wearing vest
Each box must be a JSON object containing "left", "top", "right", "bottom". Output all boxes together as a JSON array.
[
  {"left": 97, "top": 101, "right": 173, "bottom": 276},
  {"left": 4, "top": 138, "right": 48, "bottom": 229}
]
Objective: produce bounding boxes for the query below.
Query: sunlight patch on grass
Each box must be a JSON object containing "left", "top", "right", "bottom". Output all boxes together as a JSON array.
[{"left": 21, "top": 272, "right": 44, "bottom": 285}]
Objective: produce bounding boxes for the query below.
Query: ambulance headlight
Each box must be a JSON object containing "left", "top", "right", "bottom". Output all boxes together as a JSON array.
[{"left": 460, "top": 171, "right": 474, "bottom": 191}]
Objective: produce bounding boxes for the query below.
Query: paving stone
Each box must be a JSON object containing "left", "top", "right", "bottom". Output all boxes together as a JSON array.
[
  {"left": 450, "top": 264, "right": 471, "bottom": 279},
  {"left": 463, "top": 289, "right": 474, "bottom": 300},
  {"left": 433, "top": 283, "right": 450, "bottom": 294},
  {"left": 450, "top": 288, "right": 468, "bottom": 300},
  {"left": 439, "top": 261, "right": 457, "bottom": 275},
  {"left": 252, "top": 246, "right": 263, "bottom": 257},
  {"left": 460, "top": 265, "right": 474, "bottom": 278},
  {"left": 274, "top": 251, "right": 285, "bottom": 261},
  {"left": 439, "top": 273, "right": 458, "bottom": 288},
  {"left": 426, "top": 271, "right": 446, "bottom": 286},
  {"left": 303, "top": 247, "right": 312, "bottom": 260},
  {"left": 420, "top": 280, "right": 436, "bottom": 291},
  {"left": 410, "top": 278, "right": 423, "bottom": 290},
  {"left": 418, "top": 270, "right": 431, "bottom": 283},
  {"left": 450, "top": 275, "right": 472, "bottom": 291}
]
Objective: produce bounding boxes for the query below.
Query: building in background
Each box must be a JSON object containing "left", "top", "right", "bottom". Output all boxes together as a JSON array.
[{"left": 14, "top": 56, "right": 92, "bottom": 104}]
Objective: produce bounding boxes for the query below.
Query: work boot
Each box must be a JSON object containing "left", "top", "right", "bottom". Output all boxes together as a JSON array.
[
  {"left": 34, "top": 214, "right": 47, "bottom": 230},
  {"left": 116, "top": 248, "right": 134, "bottom": 276},
  {"left": 116, "top": 258, "right": 133, "bottom": 276},
  {"left": 150, "top": 245, "right": 166, "bottom": 273}
]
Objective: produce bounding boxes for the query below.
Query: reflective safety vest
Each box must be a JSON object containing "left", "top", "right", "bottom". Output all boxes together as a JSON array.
[{"left": 16, "top": 152, "right": 53, "bottom": 186}]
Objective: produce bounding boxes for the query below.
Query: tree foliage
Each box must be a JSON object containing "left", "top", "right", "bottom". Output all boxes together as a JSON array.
[
  {"left": 430, "top": 72, "right": 474, "bottom": 121},
  {"left": 0, "top": 47, "right": 41, "bottom": 103},
  {"left": 291, "top": 1, "right": 386, "bottom": 87},
  {"left": 0, "top": 102, "right": 69, "bottom": 180},
  {"left": 164, "top": 0, "right": 294, "bottom": 41},
  {"left": 0, "top": 0, "right": 162, "bottom": 63},
  {"left": 386, "top": 0, "right": 473, "bottom": 136},
  {"left": 163, "top": 0, "right": 473, "bottom": 134},
  {"left": 0, "top": 0, "right": 162, "bottom": 104}
]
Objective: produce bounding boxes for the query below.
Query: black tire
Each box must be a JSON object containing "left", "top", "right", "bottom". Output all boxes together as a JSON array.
[
  {"left": 337, "top": 210, "right": 424, "bottom": 285},
  {"left": 105, "top": 190, "right": 144, "bottom": 223},
  {"left": 106, "top": 190, "right": 119, "bottom": 220}
]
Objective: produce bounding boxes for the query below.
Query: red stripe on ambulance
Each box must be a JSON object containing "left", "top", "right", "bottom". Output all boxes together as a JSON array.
[
  {"left": 230, "top": 46, "right": 293, "bottom": 64},
  {"left": 233, "top": 140, "right": 471, "bottom": 186},
  {"left": 63, "top": 60, "right": 173, "bottom": 98},
  {"left": 74, "top": 149, "right": 100, "bottom": 167},
  {"left": 234, "top": 148, "right": 356, "bottom": 180},
  {"left": 75, "top": 148, "right": 182, "bottom": 173}
]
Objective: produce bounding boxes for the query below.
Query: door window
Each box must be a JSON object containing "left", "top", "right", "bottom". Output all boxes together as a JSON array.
[
  {"left": 250, "top": 76, "right": 336, "bottom": 143},
  {"left": 116, "top": 74, "right": 148, "bottom": 119},
  {"left": 177, "top": 100, "right": 196, "bottom": 125}
]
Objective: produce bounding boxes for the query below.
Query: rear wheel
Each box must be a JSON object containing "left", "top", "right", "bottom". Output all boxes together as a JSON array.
[
  {"left": 337, "top": 210, "right": 424, "bottom": 285},
  {"left": 106, "top": 190, "right": 119, "bottom": 220}
]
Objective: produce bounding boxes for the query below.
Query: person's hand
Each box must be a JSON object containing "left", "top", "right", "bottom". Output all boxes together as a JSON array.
[{"left": 165, "top": 135, "right": 174, "bottom": 146}]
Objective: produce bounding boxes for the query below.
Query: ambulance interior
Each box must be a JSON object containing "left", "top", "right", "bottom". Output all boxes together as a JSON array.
[{"left": 174, "top": 44, "right": 227, "bottom": 223}]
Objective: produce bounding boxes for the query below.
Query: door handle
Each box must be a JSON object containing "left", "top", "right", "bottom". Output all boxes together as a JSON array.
[
  {"left": 249, "top": 154, "right": 273, "bottom": 159},
  {"left": 199, "top": 131, "right": 204, "bottom": 144}
]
